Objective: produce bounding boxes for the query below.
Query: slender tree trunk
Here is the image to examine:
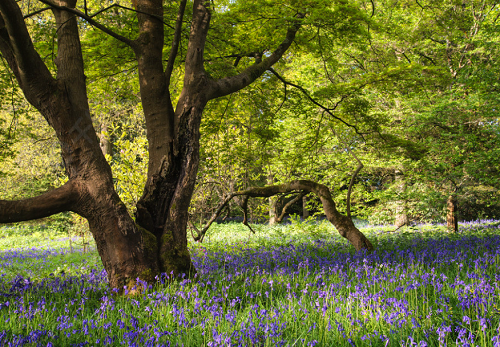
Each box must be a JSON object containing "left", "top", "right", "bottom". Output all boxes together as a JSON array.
[
  {"left": 268, "top": 174, "right": 277, "bottom": 225},
  {"left": 394, "top": 170, "right": 408, "bottom": 229},
  {"left": 302, "top": 195, "right": 310, "bottom": 219},
  {"left": 447, "top": 195, "right": 458, "bottom": 232},
  {"left": 99, "top": 123, "right": 113, "bottom": 157}
]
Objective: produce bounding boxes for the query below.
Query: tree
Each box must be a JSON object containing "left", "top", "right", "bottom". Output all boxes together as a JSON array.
[
  {"left": 0, "top": 0, "right": 374, "bottom": 291},
  {"left": 329, "top": 0, "right": 500, "bottom": 226}
]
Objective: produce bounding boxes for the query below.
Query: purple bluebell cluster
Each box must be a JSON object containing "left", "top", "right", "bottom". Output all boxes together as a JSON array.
[{"left": 0, "top": 221, "right": 500, "bottom": 346}]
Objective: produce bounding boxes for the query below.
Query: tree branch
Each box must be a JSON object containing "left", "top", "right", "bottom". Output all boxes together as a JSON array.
[
  {"left": 189, "top": 193, "right": 236, "bottom": 241},
  {"left": 38, "top": 0, "right": 135, "bottom": 47},
  {"left": 275, "top": 191, "right": 306, "bottom": 223},
  {"left": 188, "top": 220, "right": 202, "bottom": 241},
  {"left": 268, "top": 67, "right": 363, "bottom": 135},
  {"left": 183, "top": 0, "right": 212, "bottom": 78},
  {"left": 90, "top": 3, "right": 162, "bottom": 22},
  {"left": 330, "top": 126, "right": 364, "bottom": 219},
  {"left": 0, "top": 15, "right": 18, "bottom": 79},
  {"left": 165, "top": 0, "right": 187, "bottom": 84},
  {"left": 0, "top": 181, "right": 79, "bottom": 223},
  {"left": 208, "top": 13, "right": 305, "bottom": 100},
  {"left": 222, "top": 203, "right": 230, "bottom": 221},
  {"left": 240, "top": 195, "right": 255, "bottom": 234},
  {"left": 190, "top": 180, "right": 373, "bottom": 251},
  {"left": 24, "top": 7, "right": 51, "bottom": 19},
  {"left": 0, "top": 0, "right": 55, "bottom": 100}
]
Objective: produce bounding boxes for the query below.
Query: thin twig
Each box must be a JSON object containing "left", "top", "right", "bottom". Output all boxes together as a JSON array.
[{"left": 23, "top": 6, "right": 51, "bottom": 18}]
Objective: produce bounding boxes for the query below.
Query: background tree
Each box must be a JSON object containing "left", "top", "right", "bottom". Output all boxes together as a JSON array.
[{"left": 358, "top": 0, "right": 500, "bottom": 226}]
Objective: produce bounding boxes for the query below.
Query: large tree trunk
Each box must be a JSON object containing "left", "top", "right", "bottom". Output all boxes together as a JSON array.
[
  {"left": 447, "top": 194, "right": 458, "bottom": 232},
  {"left": 133, "top": 0, "right": 304, "bottom": 276},
  {"left": 0, "top": 0, "right": 159, "bottom": 291}
]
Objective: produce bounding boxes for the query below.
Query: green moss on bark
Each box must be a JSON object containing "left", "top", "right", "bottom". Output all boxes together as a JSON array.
[
  {"left": 160, "top": 231, "right": 195, "bottom": 277},
  {"left": 137, "top": 224, "right": 158, "bottom": 255}
]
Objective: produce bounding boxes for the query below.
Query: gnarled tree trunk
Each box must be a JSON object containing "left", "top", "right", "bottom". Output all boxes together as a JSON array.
[
  {"left": 0, "top": 0, "right": 305, "bottom": 291},
  {"left": 0, "top": 0, "right": 159, "bottom": 291}
]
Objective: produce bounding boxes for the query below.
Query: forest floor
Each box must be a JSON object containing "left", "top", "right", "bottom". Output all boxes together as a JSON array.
[{"left": 1, "top": 219, "right": 500, "bottom": 346}]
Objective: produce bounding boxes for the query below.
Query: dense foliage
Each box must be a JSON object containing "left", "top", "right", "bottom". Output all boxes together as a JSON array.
[{"left": 1, "top": 0, "right": 498, "bottom": 227}]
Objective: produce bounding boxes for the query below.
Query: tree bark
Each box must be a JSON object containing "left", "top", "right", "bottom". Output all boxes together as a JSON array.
[
  {"left": 447, "top": 194, "right": 458, "bottom": 232},
  {"left": 302, "top": 195, "right": 310, "bottom": 219},
  {"left": 99, "top": 123, "right": 113, "bottom": 157},
  {"left": 0, "top": 0, "right": 159, "bottom": 291},
  {"left": 134, "top": 0, "right": 303, "bottom": 276},
  {"left": 0, "top": 182, "right": 79, "bottom": 222},
  {"left": 394, "top": 170, "right": 408, "bottom": 229}
]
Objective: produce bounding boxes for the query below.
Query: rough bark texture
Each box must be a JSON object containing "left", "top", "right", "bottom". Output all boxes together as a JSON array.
[
  {"left": 0, "top": 0, "right": 305, "bottom": 291},
  {"left": 191, "top": 180, "right": 374, "bottom": 252},
  {"left": 447, "top": 195, "right": 458, "bottom": 232},
  {"left": 0, "top": 0, "right": 158, "bottom": 291}
]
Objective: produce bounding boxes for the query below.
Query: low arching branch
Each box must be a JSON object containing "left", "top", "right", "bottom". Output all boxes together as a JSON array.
[{"left": 190, "top": 180, "right": 373, "bottom": 252}]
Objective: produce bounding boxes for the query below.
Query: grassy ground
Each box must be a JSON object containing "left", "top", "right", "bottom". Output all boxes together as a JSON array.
[{"left": 0, "top": 219, "right": 499, "bottom": 346}]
